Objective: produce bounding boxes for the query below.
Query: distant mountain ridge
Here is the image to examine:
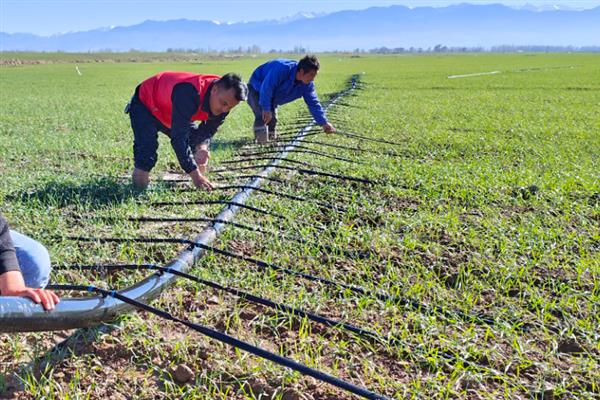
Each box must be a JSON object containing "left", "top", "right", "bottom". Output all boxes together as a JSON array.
[{"left": 1, "top": 4, "right": 598, "bottom": 52}]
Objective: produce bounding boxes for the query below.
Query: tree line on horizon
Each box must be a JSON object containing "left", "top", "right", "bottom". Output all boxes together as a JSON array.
[{"left": 161, "top": 44, "right": 600, "bottom": 54}]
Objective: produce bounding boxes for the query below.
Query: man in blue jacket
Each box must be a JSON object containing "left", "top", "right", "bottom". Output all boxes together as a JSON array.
[{"left": 247, "top": 55, "right": 335, "bottom": 143}]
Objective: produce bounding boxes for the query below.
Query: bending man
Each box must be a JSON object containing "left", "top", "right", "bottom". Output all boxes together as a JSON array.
[
  {"left": 248, "top": 55, "right": 335, "bottom": 143},
  {"left": 127, "top": 72, "right": 247, "bottom": 189}
]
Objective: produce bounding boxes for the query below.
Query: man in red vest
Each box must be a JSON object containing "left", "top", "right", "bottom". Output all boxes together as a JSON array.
[{"left": 126, "top": 72, "right": 247, "bottom": 190}]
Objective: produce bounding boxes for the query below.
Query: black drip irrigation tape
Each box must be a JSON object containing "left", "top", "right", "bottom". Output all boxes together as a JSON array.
[
  {"left": 211, "top": 174, "right": 286, "bottom": 185},
  {"left": 118, "top": 216, "right": 367, "bottom": 257},
  {"left": 150, "top": 199, "right": 287, "bottom": 220},
  {"left": 326, "top": 101, "right": 359, "bottom": 109},
  {"left": 56, "top": 263, "right": 401, "bottom": 347},
  {"left": 273, "top": 127, "right": 317, "bottom": 136},
  {"left": 212, "top": 164, "right": 378, "bottom": 186},
  {"left": 57, "top": 265, "right": 501, "bottom": 373},
  {"left": 64, "top": 236, "right": 403, "bottom": 303},
  {"left": 205, "top": 185, "right": 347, "bottom": 212},
  {"left": 246, "top": 140, "right": 399, "bottom": 158},
  {"left": 64, "top": 236, "right": 500, "bottom": 328},
  {"left": 272, "top": 130, "right": 323, "bottom": 141},
  {"left": 235, "top": 148, "right": 360, "bottom": 164},
  {"left": 302, "top": 140, "right": 400, "bottom": 157},
  {"left": 154, "top": 175, "right": 287, "bottom": 185},
  {"left": 126, "top": 216, "right": 262, "bottom": 232},
  {"left": 237, "top": 132, "right": 319, "bottom": 149},
  {"left": 46, "top": 284, "right": 390, "bottom": 400},
  {"left": 205, "top": 168, "right": 358, "bottom": 203},
  {"left": 146, "top": 201, "right": 328, "bottom": 232},
  {"left": 333, "top": 130, "right": 406, "bottom": 146},
  {"left": 219, "top": 156, "right": 317, "bottom": 168},
  {"left": 115, "top": 216, "right": 371, "bottom": 259}
]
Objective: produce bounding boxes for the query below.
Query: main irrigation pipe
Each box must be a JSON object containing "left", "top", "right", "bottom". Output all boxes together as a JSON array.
[{"left": 0, "top": 75, "right": 360, "bottom": 333}]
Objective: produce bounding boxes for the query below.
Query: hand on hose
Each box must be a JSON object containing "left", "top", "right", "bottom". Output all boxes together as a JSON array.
[{"left": 0, "top": 271, "right": 60, "bottom": 311}]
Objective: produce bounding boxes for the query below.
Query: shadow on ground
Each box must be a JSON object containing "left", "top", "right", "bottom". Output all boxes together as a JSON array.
[{"left": 6, "top": 176, "right": 150, "bottom": 208}]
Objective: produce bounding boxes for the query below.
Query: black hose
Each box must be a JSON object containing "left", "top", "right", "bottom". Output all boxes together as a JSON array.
[
  {"left": 116, "top": 216, "right": 367, "bottom": 257},
  {"left": 213, "top": 164, "right": 378, "bottom": 185},
  {"left": 150, "top": 199, "right": 287, "bottom": 220},
  {"left": 219, "top": 156, "right": 317, "bottom": 168},
  {"left": 209, "top": 185, "right": 347, "bottom": 212},
  {"left": 235, "top": 148, "right": 360, "bottom": 164},
  {"left": 57, "top": 263, "right": 401, "bottom": 347},
  {"left": 47, "top": 284, "right": 391, "bottom": 400},
  {"left": 62, "top": 236, "right": 498, "bottom": 327}
]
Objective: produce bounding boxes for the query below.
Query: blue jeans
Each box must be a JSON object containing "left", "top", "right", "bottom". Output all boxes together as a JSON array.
[{"left": 10, "top": 230, "right": 51, "bottom": 288}]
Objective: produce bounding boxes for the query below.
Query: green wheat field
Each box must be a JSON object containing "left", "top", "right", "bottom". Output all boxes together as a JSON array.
[{"left": 1, "top": 53, "right": 599, "bottom": 399}]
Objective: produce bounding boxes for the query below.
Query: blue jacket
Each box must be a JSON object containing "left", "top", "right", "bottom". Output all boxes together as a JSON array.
[{"left": 249, "top": 59, "right": 327, "bottom": 125}]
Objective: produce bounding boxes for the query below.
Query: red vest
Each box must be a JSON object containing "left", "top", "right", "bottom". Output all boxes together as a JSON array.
[{"left": 138, "top": 71, "right": 220, "bottom": 128}]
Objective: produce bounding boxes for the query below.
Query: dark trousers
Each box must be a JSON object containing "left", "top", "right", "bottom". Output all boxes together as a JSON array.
[
  {"left": 127, "top": 89, "right": 167, "bottom": 172},
  {"left": 247, "top": 86, "right": 278, "bottom": 132}
]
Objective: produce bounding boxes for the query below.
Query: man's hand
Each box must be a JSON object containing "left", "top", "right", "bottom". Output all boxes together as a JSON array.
[
  {"left": 262, "top": 111, "right": 273, "bottom": 125},
  {"left": 322, "top": 122, "right": 336, "bottom": 134},
  {"left": 189, "top": 169, "right": 214, "bottom": 191},
  {"left": 0, "top": 271, "right": 59, "bottom": 311},
  {"left": 194, "top": 146, "right": 210, "bottom": 174}
]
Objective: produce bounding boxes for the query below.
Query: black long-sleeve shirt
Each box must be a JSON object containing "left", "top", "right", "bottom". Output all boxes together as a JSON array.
[
  {"left": 0, "top": 214, "right": 20, "bottom": 275},
  {"left": 170, "top": 82, "right": 228, "bottom": 173}
]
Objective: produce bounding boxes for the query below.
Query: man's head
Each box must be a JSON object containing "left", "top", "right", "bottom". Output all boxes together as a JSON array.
[
  {"left": 295, "top": 55, "right": 320, "bottom": 84},
  {"left": 210, "top": 73, "right": 247, "bottom": 115}
]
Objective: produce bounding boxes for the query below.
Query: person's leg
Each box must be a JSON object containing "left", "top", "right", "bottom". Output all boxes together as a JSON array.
[
  {"left": 268, "top": 106, "right": 278, "bottom": 140},
  {"left": 247, "top": 86, "right": 269, "bottom": 144},
  {"left": 130, "top": 96, "right": 160, "bottom": 188},
  {"left": 9, "top": 230, "right": 51, "bottom": 289},
  {"left": 191, "top": 135, "right": 211, "bottom": 174},
  {"left": 132, "top": 168, "right": 150, "bottom": 188}
]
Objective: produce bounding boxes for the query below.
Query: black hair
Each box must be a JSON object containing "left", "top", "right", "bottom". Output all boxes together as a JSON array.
[
  {"left": 297, "top": 55, "right": 320, "bottom": 74},
  {"left": 216, "top": 73, "right": 247, "bottom": 101}
]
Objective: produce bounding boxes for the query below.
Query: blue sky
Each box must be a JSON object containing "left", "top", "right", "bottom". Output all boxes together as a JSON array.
[{"left": 2, "top": 0, "right": 600, "bottom": 36}]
